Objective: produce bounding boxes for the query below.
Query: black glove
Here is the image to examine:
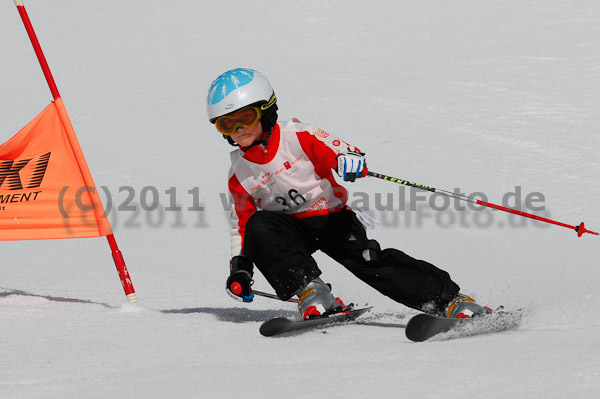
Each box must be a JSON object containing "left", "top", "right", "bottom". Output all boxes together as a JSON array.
[{"left": 226, "top": 256, "right": 254, "bottom": 302}]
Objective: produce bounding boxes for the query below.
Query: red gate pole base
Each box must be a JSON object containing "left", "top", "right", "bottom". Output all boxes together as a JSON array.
[{"left": 106, "top": 234, "right": 137, "bottom": 303}]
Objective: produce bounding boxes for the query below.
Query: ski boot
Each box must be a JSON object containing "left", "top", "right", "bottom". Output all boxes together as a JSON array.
[
  {"left": 297, "top": 277, "right": 345, "bottom": 320},
  {"left": 444, "top": 294, "right": 493, "bottom": 319}
]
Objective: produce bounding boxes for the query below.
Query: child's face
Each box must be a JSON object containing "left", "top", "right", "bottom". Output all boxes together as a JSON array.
[{"left": 230, "top": 121, "right": 264, "bottom": 147}]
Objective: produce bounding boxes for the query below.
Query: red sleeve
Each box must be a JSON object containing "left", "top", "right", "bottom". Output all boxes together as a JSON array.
[
  {"left": 296, "top": 129, "right": 367, "bottom": 175},
  {"left": 228, "top": 173, "right": 256, "bottom": 257},
  {"left": 297, "top": 130, "right": 339, "bottom": 170}
]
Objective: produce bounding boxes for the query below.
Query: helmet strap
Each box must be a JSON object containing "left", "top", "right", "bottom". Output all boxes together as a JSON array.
[{"left": 239, "top": 129, "right": 272, "bottom": 152}]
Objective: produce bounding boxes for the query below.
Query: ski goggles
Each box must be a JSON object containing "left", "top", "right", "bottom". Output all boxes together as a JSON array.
[{"left": 215, "top": 106, "right": 262, "bottom": 136}]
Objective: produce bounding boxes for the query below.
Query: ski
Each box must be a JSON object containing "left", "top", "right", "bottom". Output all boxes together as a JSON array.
[
  {"left": 259, "top": 306, "right": 372, "bottom": 337},
  {"left": 405, "top": 309, "right": 523, "bottom": 342}
]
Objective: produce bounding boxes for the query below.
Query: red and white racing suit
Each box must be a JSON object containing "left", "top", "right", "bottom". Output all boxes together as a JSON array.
[{"left": 226, "top": 120, "right": 460, "bottom": 310}]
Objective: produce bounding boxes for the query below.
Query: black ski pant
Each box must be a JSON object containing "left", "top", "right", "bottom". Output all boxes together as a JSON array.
[{"left": 243, "top": 208, "right": 460, "bottom": 313}]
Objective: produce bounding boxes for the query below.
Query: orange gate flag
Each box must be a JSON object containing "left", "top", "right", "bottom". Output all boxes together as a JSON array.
[{"left": 0, "top": 98, "right": 112, "bottom": 240}]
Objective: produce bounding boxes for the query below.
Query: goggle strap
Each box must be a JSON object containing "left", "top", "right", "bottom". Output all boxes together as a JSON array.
[{"left": 261, "top": 93, "right": 277, "bottom": 111}]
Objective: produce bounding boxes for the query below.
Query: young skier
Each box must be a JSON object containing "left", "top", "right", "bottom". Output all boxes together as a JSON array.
[{"left": 207, "top": 68, "right": 491, "bottom": 320}]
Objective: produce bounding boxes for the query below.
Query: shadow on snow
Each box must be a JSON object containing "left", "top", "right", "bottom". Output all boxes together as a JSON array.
[
  {"left": 1, "top": 287, "right": 408, "bottom": 328},
  {"left": 160, "top": 306, "right": 298, "bottom": 323},
  {"left": 0, "top": 287, "right": 114, "bottom": 308}
]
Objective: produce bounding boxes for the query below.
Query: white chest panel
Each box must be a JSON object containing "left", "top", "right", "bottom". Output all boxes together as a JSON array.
[{"left": 231, "top": 132, "right": 342, "bottom": 215}]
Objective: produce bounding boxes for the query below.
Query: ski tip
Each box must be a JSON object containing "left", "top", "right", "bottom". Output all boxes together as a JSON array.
[
  {"left": 405, "top": 314, "right": 439, "bottom": 342},
  {"left": 259, "top": 317, "right": 292, "bottom": 337}
]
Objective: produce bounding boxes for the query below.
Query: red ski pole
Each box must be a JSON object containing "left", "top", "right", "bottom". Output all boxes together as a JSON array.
[
  {"left": 14, "top": 0, "right": 137, "bottom": 302},
  {"left": 367, "top": 171, "right": 598, "bottom": 238}
]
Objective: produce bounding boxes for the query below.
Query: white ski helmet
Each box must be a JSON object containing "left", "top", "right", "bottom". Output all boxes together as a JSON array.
[{"left": 207, "top": 68, "right": 276, "bottom": 123}]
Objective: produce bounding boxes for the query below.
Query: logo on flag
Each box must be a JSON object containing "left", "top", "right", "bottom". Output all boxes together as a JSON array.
[{"left": 0, "top": 152, "right": 50, "bottom": 190}]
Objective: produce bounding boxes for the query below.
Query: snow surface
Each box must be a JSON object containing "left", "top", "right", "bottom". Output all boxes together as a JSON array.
[{"left": 1, "top": 1, "right": 599, "bottom": 398}]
